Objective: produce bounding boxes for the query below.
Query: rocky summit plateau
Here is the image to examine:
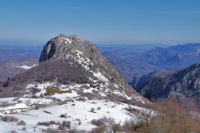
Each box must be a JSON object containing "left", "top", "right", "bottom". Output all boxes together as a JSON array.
[{"left": 0, "top": 34, "right": 153, "bottom": 133}]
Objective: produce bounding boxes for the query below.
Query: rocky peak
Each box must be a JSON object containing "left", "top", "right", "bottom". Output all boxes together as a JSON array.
[
  {"left": 1, "top": 34, "right": 147, "bottom": 103},
  {"left": 39, "top": 34, "right": 98, "bottom": 64},
  {"left": 39, "top": 34, "right": 130, "bottom": 90}
]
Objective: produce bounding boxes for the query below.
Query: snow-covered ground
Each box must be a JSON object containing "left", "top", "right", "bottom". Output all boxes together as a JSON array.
[
  {"left": 25, "top": 82, "right": 133, "bottom": 101},
  {"left": 0, "top": 81, "right": 155, "bottom": 133},
  {"left": 0, "top": 98, "right": 154, "bottom": 133}
]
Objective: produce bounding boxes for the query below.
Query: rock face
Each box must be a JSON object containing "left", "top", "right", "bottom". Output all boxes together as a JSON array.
[
  {"left": 0, "top": 34, "right": 151, "bottom": 132},
  {"left": 136, "top": 71, "right": 175, "bottom": 100},
  {"left": 137, "top": 63, "right": 200, "bottom": 103},
  {"left": 39, "top": 34, "right": 127, "bottom": 89}
]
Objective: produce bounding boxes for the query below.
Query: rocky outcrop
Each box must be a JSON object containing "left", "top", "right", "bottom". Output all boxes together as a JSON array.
[{"left": 39, "top": 34, "right": 128, "bottom": 89}]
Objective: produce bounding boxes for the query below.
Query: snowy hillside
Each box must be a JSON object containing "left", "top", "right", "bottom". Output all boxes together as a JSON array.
[{"left": 0, "top": 34, "right": 154, "bottom": 132}]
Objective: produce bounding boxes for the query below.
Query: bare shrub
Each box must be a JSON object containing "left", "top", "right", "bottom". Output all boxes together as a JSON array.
[
  {"left": 60, "top": 113, "right": 67, "bottom": 118},
  {"left": 90, "top": 126, "right": 106, "bottom": 133},
  {"left": 10, "top": 131, "right": 17, "bottom": 133},
  {"left": 57, "top": 121, "right": 71, "bottom": 130},
  {"left": 38, "top": 120, "right": 70, "bottom": 131},
  {"left": 2, "top": 116, "right": 19, "bottom": 122},
  {"left": 38, "top": 121, "right": 60, "bottom": 126},
  {"left": 17, "top": 120, "right": 26, "bottom": 126},
  {"left": 62, "top": 121, "right": 71, "bottom": 129},
  {"left": 90, "top": 108, "right": 96, "bottom": 113},
  {"left": 97, "top": 107, "right": 101, "bottom": 110},
  {"left": 123, "top": 97, "right": 200, "bottom": 133},
  {"left": 77, "top": 97, "right": 86, "bottom": 101},
  {"left": 0, "top": 101, "right": 11, "bottom": 107},
  {"left": 45, "top": 128, "right": 60, "bottom": 133},
  {"left": 112, "top": 124, "right": 122, "bottom": 133},
  {"left": 90, "top": 117, "right": 116, "bottom": 133},
  {"left": 91, "top": 119, "right": 105, "bottom": 126}
]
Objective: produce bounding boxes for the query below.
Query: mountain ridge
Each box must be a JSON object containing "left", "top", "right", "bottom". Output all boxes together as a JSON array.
[{"left": 136, "top": 62, "right": 200, "bottom": 109}]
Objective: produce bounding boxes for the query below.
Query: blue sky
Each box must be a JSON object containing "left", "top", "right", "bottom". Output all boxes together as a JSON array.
[{"left": 0, "top": 0, "right": 200, "bottom": 44}]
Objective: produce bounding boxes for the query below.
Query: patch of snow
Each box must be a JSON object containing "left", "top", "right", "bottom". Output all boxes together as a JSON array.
[
  {"left": 113, "top": 84, "right": 119, "bottom": 88},
  {"left": 122, "top": 92, "right": 132, "bottom": 100},
  {"left": 73, "top": 50, "right": 92, "bottom": 71},
  {"left": 16, "top": 64, "right": 37, "bottom": 70},
  {"left": 134, "top": 95, "right": 146, "bottom": 104},
  {"left": 0, "top": 97, "right": 16, "bottom": 104},
  {"left": 52, "top": 90, "right": 79, "bottom": 101},
  {"left": 59, "top": 37, "right": 72, "bottom": 44},
  {"left": 93, "top": 71, "right": 108, "bottom": 82},
  {"left": 113, "top": 90, "right": 124, "bottom": 97},
  {"left": 0, "top": 103, "right": 29, "bottom": 114},
  {"left": 18, "top": 98, "right": 53, "bottom": 106},
  {"left": 99, "top": 92, "right": 107, "bottom": 97},
  {"left": 0, "top": 97, "right": 54, "bottom": 115},
  {"left": 72, "top": 50, "right": 109, "bottom": 82}
]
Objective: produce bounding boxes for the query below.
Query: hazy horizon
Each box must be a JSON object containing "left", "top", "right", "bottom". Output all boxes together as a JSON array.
[
  {"left": 0, "top": 39, "right": 195, "bottom": 47},
  {"left": 0, "top": 0, "right": 200, "bottom": 44}
]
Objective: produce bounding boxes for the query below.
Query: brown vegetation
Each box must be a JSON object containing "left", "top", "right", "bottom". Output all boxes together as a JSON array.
[
  {"left": 90, "top": 97, "right": 200, "bottom": 133},
  {"left": 79, "top": 85, "right": 90, "bottom": 89},
  {"left": 125, "top": 97, "right": 200, "bottom": 133},
  {"left": 17, "top": 120, "right": 26, "bottom": 126},
  {"left": 44, "top": 86, "right": 72, "bottom": 96},
  {"left": 43, "top": 110, "right": 52, "bottom": 114},
  {"left": 1, "top": 116, "right": 19, "bottom": 122}
]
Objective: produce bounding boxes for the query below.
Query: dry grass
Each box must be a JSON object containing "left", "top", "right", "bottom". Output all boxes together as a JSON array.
[
  {"left": 43, "top": 110, "right": 52, "bottom": 114},
  {"left": 57, "top": 100, "right": 68, "bottom": 105},
  {"left": 44, "top": 86, "right": 72, "bottom": 96},
  {"left": 35, "top": 104, "right": 48, "bottom": 110},
  {"left": 79, "top": 85, "right": 90, "bottom": 89}
]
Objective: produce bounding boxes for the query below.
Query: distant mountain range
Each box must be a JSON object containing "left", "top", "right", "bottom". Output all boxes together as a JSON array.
[
  {"left": 101, "top": 43, "right": 200, "bottom": 89},
  {"left": 1, "top": 42, "right": 200, "bottom": 91}
]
